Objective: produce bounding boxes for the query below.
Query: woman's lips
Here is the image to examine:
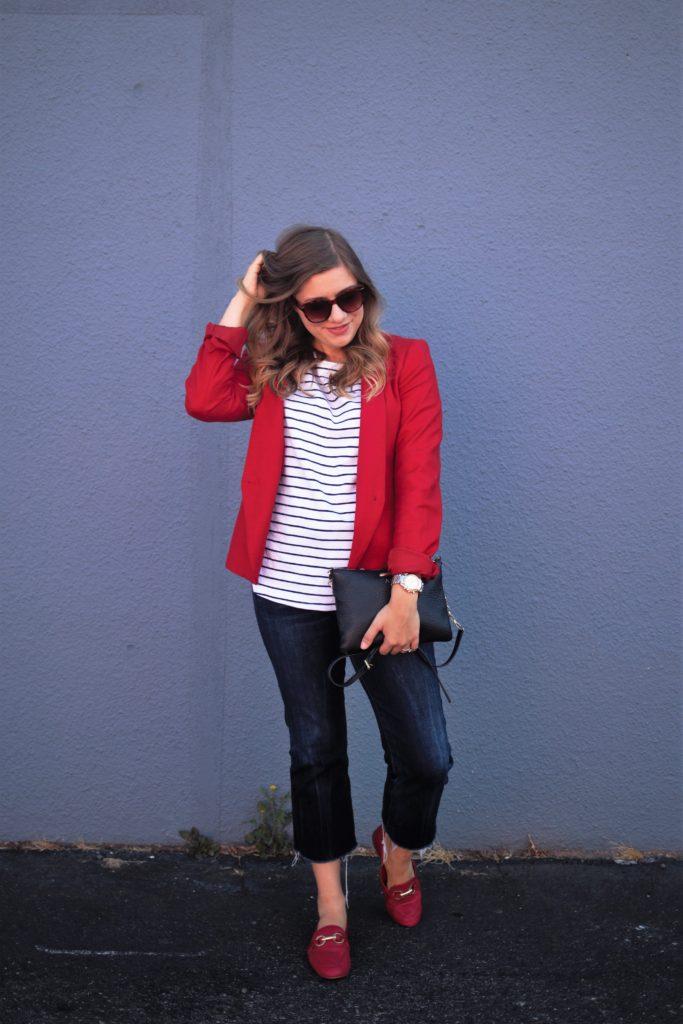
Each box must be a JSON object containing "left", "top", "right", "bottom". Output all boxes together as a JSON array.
[{"left": 327, "top": 323, "right": 351, "bottom": 335}]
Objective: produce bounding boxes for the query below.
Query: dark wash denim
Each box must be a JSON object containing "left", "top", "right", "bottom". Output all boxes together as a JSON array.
[{"left": 252, "top": 592, "right": 453, "bottom": 863}]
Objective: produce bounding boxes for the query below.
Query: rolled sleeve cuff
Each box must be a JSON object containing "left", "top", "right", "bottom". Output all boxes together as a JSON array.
[
  {"left": 387, "top": 547, "right": 440, "bottom": 579},
  {"left": 205, "top": 322, "right": 249, "bottom": 358}
]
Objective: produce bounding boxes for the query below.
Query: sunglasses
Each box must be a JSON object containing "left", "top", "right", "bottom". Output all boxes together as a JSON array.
[{"left": 294, "top": 284, "right": 366, "bottom": 324}]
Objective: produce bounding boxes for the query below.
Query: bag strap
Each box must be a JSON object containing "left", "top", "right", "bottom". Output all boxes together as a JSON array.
[
  {"left": 436, "top": 606, "right": 465, "bottom": 668},
  {"left": 326, "top": 633, "right": 460, "bottom": 704},
  {"left": 326, "top": 637, "right": 383, "bottom": 689}
]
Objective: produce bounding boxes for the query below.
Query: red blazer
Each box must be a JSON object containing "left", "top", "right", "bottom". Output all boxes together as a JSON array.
[{"left": 185, "top": 323, "right": 443, "bottom": 584}]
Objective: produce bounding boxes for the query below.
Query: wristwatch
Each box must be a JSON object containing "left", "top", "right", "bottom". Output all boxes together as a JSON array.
[{"left": 391, "top": 572, "right": 424, "bottom": 594}]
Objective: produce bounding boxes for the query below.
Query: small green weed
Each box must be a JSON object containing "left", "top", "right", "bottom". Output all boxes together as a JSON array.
[
  {"left": 244, "top": 784, "right": 293, "bottom": 856},
  {"left": 178, "top": 826, "right": 221, "bottom": 858}
]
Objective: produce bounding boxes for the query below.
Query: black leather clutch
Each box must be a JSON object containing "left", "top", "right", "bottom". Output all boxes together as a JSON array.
[{"left": 326, "top": 558, "right": 463, "bottom": 700}]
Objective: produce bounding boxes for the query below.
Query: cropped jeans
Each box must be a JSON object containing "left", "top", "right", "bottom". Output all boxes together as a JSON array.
[{"left": 252, "top": 592, "right": 454, "bottom": 864}]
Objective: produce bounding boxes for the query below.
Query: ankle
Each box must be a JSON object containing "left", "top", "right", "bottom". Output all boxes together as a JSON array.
[
  {"left": 317, "top": 902, "right": 347, "bottom": 930},
  {"left": 384, "top": 846, "right": 415, "bottom": 887},
  {"left": 387, "top": 843, "right": 411, "bottom": 862}
]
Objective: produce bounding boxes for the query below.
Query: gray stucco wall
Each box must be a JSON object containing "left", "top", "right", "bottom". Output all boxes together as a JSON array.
[{"left": 2, "top": 1, "right": 680, "bottom": 852}]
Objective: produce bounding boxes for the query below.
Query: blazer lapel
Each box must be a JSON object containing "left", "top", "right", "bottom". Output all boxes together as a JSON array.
[
  {"left": 241, "top": 387, "right": 284, "bottom": 570},
  {"left": 348, "top": 377, "right": 386, "bottom": 567}
]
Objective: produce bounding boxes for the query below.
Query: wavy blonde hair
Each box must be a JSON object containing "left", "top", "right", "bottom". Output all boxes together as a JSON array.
[{"left": 237, "top": 225, "right": 389, "bottom": 411}]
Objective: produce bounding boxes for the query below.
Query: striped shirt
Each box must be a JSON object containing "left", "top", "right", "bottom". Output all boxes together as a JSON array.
[{"left": 252, "top": 359, "right": 361, "bottom": 610}]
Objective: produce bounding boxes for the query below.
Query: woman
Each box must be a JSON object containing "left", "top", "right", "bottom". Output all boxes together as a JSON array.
[{"left": 185, "top": 225, "right": 453, "bottom": 979}]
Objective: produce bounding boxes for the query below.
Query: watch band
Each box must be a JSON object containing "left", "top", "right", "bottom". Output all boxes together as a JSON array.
[{"left": 391, "top": 573, "right": 424, "bottom": 594}]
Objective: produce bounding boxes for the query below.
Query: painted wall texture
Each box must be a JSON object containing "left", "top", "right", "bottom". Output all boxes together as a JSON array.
[{"left": 2, "top": 1, "right": 680, "bottom": 852}]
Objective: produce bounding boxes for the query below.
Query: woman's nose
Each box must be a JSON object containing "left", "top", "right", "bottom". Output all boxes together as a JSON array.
[{"left": 328, "top": 302, "right": 347, "bottom": 322}]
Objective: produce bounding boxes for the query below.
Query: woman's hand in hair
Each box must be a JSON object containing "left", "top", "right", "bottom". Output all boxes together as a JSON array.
[
  {"left": 219, "top": 252, "right": 267, "bottom": 328},
  {"left": 240, "top": 251, "right": 268, "bottom": 302},
  {"left": 360, "top": 589, "right": 420, "bottom": 656}
]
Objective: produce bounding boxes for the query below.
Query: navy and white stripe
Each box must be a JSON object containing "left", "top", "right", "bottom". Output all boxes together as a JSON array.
[{"left": 252, "top": 360, "right": 361, "bottom": 610}]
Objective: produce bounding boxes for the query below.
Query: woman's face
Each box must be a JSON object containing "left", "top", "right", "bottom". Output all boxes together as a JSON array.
[{"left": 293, "top": 264, "right": 364, "bottom": 361}]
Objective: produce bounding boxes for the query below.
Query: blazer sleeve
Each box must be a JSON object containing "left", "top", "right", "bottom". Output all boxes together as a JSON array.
[
  {"left": 184, "top": 323, "right": 254, "bottom": 422},
  {"left": 387, "top": 339, "right": 443, "bottom": 580}
]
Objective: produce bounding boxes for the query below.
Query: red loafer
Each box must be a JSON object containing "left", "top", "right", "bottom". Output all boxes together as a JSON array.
[
  {"left": 372, "top": 824, "right": 423, "bottom": 927},
  {"left": 306, "top": 924, "right": 351, "bottom": 979}
]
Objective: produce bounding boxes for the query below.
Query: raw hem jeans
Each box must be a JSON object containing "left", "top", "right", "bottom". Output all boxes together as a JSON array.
[{"left": 252, "top": 592, "right": 453, "bottom": 864}]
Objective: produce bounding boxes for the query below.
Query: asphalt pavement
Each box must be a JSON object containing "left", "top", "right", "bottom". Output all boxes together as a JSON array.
[{"left": 1, "top": 848, "right": 681, "bottom": 1024}]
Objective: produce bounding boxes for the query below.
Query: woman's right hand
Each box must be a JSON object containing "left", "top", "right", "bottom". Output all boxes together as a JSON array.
[
  {"left": 240, "top": 251, "right": 267, "bottom": 302},
  {"left": 219, "top": 251, "right": 267, "bottom": 328}
]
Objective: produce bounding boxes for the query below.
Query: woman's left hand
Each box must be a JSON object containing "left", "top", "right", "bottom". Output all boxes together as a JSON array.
[{"left": 360, "top": 587, "right": 420, "bottom": 656}]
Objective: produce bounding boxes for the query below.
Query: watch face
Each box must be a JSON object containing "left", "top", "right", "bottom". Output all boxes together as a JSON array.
[{"left": 404, "top": 574, "right": 422, "bottom": 589}]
